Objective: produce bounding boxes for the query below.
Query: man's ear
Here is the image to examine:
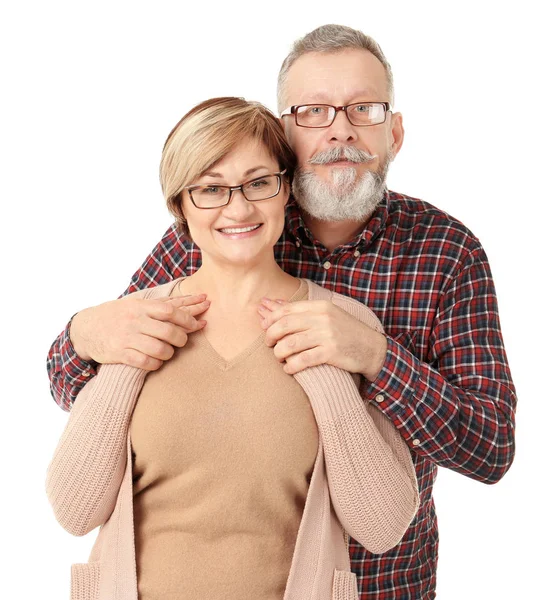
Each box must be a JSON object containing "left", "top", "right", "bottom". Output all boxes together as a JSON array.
[{"left": 389, "top": 111, "right": 405, "bottom": 158}]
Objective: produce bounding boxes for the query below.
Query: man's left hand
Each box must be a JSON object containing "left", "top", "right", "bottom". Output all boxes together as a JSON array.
[{"left": 258, "top": 298, "right": 387, "bottom": 379}]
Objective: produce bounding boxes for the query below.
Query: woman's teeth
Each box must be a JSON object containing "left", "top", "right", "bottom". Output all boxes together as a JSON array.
[{"left": 219, "top": 224, "right": 261, "bottom": 234}]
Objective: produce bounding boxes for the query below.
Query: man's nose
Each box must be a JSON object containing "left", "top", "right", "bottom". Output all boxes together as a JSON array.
[{"left": 327, "top": 109, "right": 359, "bottom": 144}]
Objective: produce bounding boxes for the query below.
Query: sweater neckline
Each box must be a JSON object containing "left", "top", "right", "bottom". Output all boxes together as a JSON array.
[
  {"left": 197, "top": 328, "right": 266, "bottom": 371},
  {"left": 183, "top": 278, "right": 308, "bottom": 371}
]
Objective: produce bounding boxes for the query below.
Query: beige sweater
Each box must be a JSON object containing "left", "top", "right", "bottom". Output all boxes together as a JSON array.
[
  {"left": 131, "top": 281, "right": 318, "bottom": 599},
  {"left": 46, "top": 279, "right": 419, "bottom": 600}
]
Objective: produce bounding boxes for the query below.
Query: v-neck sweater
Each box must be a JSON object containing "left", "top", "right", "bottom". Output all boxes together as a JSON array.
[
  {"left": 130, "top": 280, "right": 316, "bottom": 599},
  {"left": 46, "top": 279, "right": 420, "bottom": 600}
]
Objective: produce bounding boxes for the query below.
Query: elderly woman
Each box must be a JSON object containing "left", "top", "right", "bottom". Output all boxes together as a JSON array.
[{"left": 46, "top": 97, "right": 419, "bottom": 600}]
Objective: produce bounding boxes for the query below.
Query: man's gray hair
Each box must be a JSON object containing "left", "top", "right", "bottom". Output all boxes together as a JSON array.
[{"left": 277, "top": 24, "right": 394, "bottom": 112}]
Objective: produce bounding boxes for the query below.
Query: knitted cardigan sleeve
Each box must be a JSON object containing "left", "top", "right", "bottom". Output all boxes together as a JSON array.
[
  {"left": 46, "top": 364, "right": 147, "bottom": 536},
  {"left": 294, "top": 288, "right": 420, "bottom": 554}
]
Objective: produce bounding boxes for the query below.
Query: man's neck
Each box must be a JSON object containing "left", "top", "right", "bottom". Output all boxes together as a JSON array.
[{"left": 302, "top": 211, "right": 368, "bottom": 252}]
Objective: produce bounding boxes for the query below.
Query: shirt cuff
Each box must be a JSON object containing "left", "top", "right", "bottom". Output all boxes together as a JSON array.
[
  {"left": 61, "top": 314, "right": 98, "bottom": 384},
  {"left": 363, "top": 336, "right": 421, "bottom": 423}
]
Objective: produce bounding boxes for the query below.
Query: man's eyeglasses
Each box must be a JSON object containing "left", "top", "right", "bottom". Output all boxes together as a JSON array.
[
  {"left": 280, "top": 102, "right": 391, "bottom": 128},
  {"left": 184, "top": 170, "right": 287, "bottom": 209}
]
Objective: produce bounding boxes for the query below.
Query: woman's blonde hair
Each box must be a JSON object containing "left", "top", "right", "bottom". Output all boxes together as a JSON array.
[{"left": 160, "top": 97, "right": 297, "bottom": 238}]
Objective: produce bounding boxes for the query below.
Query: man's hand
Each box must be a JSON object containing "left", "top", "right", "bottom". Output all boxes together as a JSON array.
[
  {"left": 258, "top": 298, "right": 387, "bottom": 379},
  {"left": 70, "top": 294, "right": 210, "bottom": 371}
]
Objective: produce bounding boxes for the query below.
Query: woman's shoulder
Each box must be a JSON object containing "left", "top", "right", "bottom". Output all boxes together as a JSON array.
[
  {"left": 305, "top": 280, "right": 383, "bottom": 333},
  {"left": 126, "top": 279, "right": 184, "bottom": 301}
]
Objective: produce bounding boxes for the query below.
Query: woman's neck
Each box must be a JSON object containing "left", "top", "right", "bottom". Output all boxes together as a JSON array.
[{"left": 182, "top": 255, "right": 298, "bottom": 312}]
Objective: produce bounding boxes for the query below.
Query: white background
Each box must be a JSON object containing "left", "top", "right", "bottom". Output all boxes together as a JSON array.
[{"left": 1, "top": 1, "right": 556, "bottom": 598}]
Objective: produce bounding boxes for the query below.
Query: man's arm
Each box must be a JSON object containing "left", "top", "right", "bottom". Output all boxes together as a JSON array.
[
  {"left": 260, "top": 245, "right": 517, "bottom": 485},
  {"left": 46, "top": 223, "right": 189, "bottom": 411},
  {"left": 362, "top": 245, "right": 516, "bottom": 484}
]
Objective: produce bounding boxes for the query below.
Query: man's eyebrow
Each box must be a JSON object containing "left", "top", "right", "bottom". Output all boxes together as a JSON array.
[
  {"left": 200, "top": 166, "right": 270, "bottom": 179},
  {"left": 299, "top": 91, "right": 381, "bottom": 104}
]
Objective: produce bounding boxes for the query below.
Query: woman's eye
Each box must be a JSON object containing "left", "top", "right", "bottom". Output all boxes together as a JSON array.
[
  {"left": 201, "top": 186, "right": 222, "bottom": 195},
  {"left": 248, "top": 179, "right": 269, "bottom": 189}
]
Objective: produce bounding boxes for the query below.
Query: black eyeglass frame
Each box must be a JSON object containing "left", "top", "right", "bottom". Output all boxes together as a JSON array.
[
  {"left": 184, "top": 169, "right": 287, "bottom": 209},
  {"left": 280, "top": 102, "right": 391, "bottom": 128}
]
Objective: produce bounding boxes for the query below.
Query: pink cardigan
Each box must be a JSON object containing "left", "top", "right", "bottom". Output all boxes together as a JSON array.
[{"left": 46, "top": 279, "right": 419, "bottom": 600}]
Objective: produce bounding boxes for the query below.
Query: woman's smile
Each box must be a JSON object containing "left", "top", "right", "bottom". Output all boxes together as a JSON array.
[{"left": 216, "top": 223, "right": 263, "bottom": 238}]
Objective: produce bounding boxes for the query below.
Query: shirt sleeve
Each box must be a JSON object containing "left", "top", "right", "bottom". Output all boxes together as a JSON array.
[
  {"left": 46, "top": 224, "right": 181, "bottom": 412},
  {"left": 362, "top": 244, "right": 517, "bottom": 484}
]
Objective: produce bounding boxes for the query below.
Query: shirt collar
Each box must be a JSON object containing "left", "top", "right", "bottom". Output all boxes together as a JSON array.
[{"left": 285, "top": 189, "right": 391, "bottom": 251}]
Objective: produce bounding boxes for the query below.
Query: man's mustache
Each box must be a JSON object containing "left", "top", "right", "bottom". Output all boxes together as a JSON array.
[{"left": 308, "top": 146, "right": 378, "bottom": 165}]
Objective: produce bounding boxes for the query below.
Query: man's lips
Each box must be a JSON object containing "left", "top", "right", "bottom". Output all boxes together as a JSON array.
[{"left": 309, "top": 153, "right": 378, "bottom": 166}]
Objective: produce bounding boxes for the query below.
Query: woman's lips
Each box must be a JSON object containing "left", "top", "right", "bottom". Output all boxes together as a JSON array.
[{"left": 217, "top": 223, "right": 263, "bottom": 238}]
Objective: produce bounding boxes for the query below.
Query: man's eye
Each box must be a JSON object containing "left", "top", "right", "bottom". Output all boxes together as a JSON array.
[
  {"left": 354, "top": 105, "right": 370, "bottom": 112},
  {"left": 309, "top": 106, "right": 324, "bottom": 114}
]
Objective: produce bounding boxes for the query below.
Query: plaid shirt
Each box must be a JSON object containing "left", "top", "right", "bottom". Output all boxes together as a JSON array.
[{"left": 47, "top": 190, "right": 517, "bottom": 599}]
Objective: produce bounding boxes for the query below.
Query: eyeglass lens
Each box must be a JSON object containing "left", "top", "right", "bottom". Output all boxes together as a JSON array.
[{"left": 296, "top": 103, "right": 386, "bottom": 127}]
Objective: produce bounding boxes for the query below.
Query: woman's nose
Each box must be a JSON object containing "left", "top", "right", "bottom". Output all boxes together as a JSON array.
[{"left": 221, "top": 188, "right": 254, "bottom": 219}]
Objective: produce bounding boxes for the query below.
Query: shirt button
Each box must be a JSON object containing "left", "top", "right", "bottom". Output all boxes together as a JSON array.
[
  {"left": 354, "top": 250, "right": 361, "bottom": 258},
  {"left": 295, "top": 240, "right": 301, "bottom": 248},
  {"left": 412, "top": 438, "right": 420, "bottom": 446},
  {"left": 323, "top": 261, "right": 331, "bottom": 270},
  {"left": 375, "top": 393, "right": 385, "bottom": 403}
]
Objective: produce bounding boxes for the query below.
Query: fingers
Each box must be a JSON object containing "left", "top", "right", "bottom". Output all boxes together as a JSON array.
[
  {"left": 120, "top": 348, "right": 165, "bottom": 372},
  {"left": 263, "top": 310, "right": 323, "bottom": 348},
  {"left": 258, "top": 298, "right": 327, "bottom": 327},
  {"left": 139, "top": 318, "right": 190, "bottom": 349},
  {"left": 273, "top": 331, "right": 318, "bottom": 362},
  {"left": 147, "top": 298, "right": 210, "bottom": 331},
  {"left": 126, "top": 333, "right": 178, "bottom": 364},
  {"left": 161, "top": 294, "right": 208, "bottom": 309},
  {"left": 283, "top": 348, "right": 326, "bottom": 375},
  {"left": 180, "top": 301, "right": 210, "bottom": 318}
]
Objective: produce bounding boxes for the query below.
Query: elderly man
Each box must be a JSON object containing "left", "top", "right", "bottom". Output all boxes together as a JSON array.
[{"left": 47, "top": 24, "right": 516, "bottom": 600}]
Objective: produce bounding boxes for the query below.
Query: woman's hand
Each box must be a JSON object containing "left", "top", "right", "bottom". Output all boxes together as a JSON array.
[{"left": 70, "top": 294, "right": 210, "bottom": 370}]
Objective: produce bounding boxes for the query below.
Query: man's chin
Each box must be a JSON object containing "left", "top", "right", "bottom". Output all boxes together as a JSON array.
[{"left": 293, "top": 166, "right": 387, "bottom": 224}]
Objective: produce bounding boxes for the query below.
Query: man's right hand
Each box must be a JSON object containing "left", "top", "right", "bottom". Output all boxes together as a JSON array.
[{"left": 69, "top": 294, "right": 210, "bottom": 371}]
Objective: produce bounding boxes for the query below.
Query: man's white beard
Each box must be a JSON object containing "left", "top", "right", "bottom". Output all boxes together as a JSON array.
[{"left": 292, "top": 158, "right": 391, "bottom": 222}]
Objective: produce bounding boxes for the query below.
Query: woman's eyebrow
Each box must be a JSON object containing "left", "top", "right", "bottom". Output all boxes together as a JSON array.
[
  {"left": 243, "top": 166, "right": 269, "bottom": 177},
  {"left": 200, "top": 165, "right": 270, "bottom": 180}
]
